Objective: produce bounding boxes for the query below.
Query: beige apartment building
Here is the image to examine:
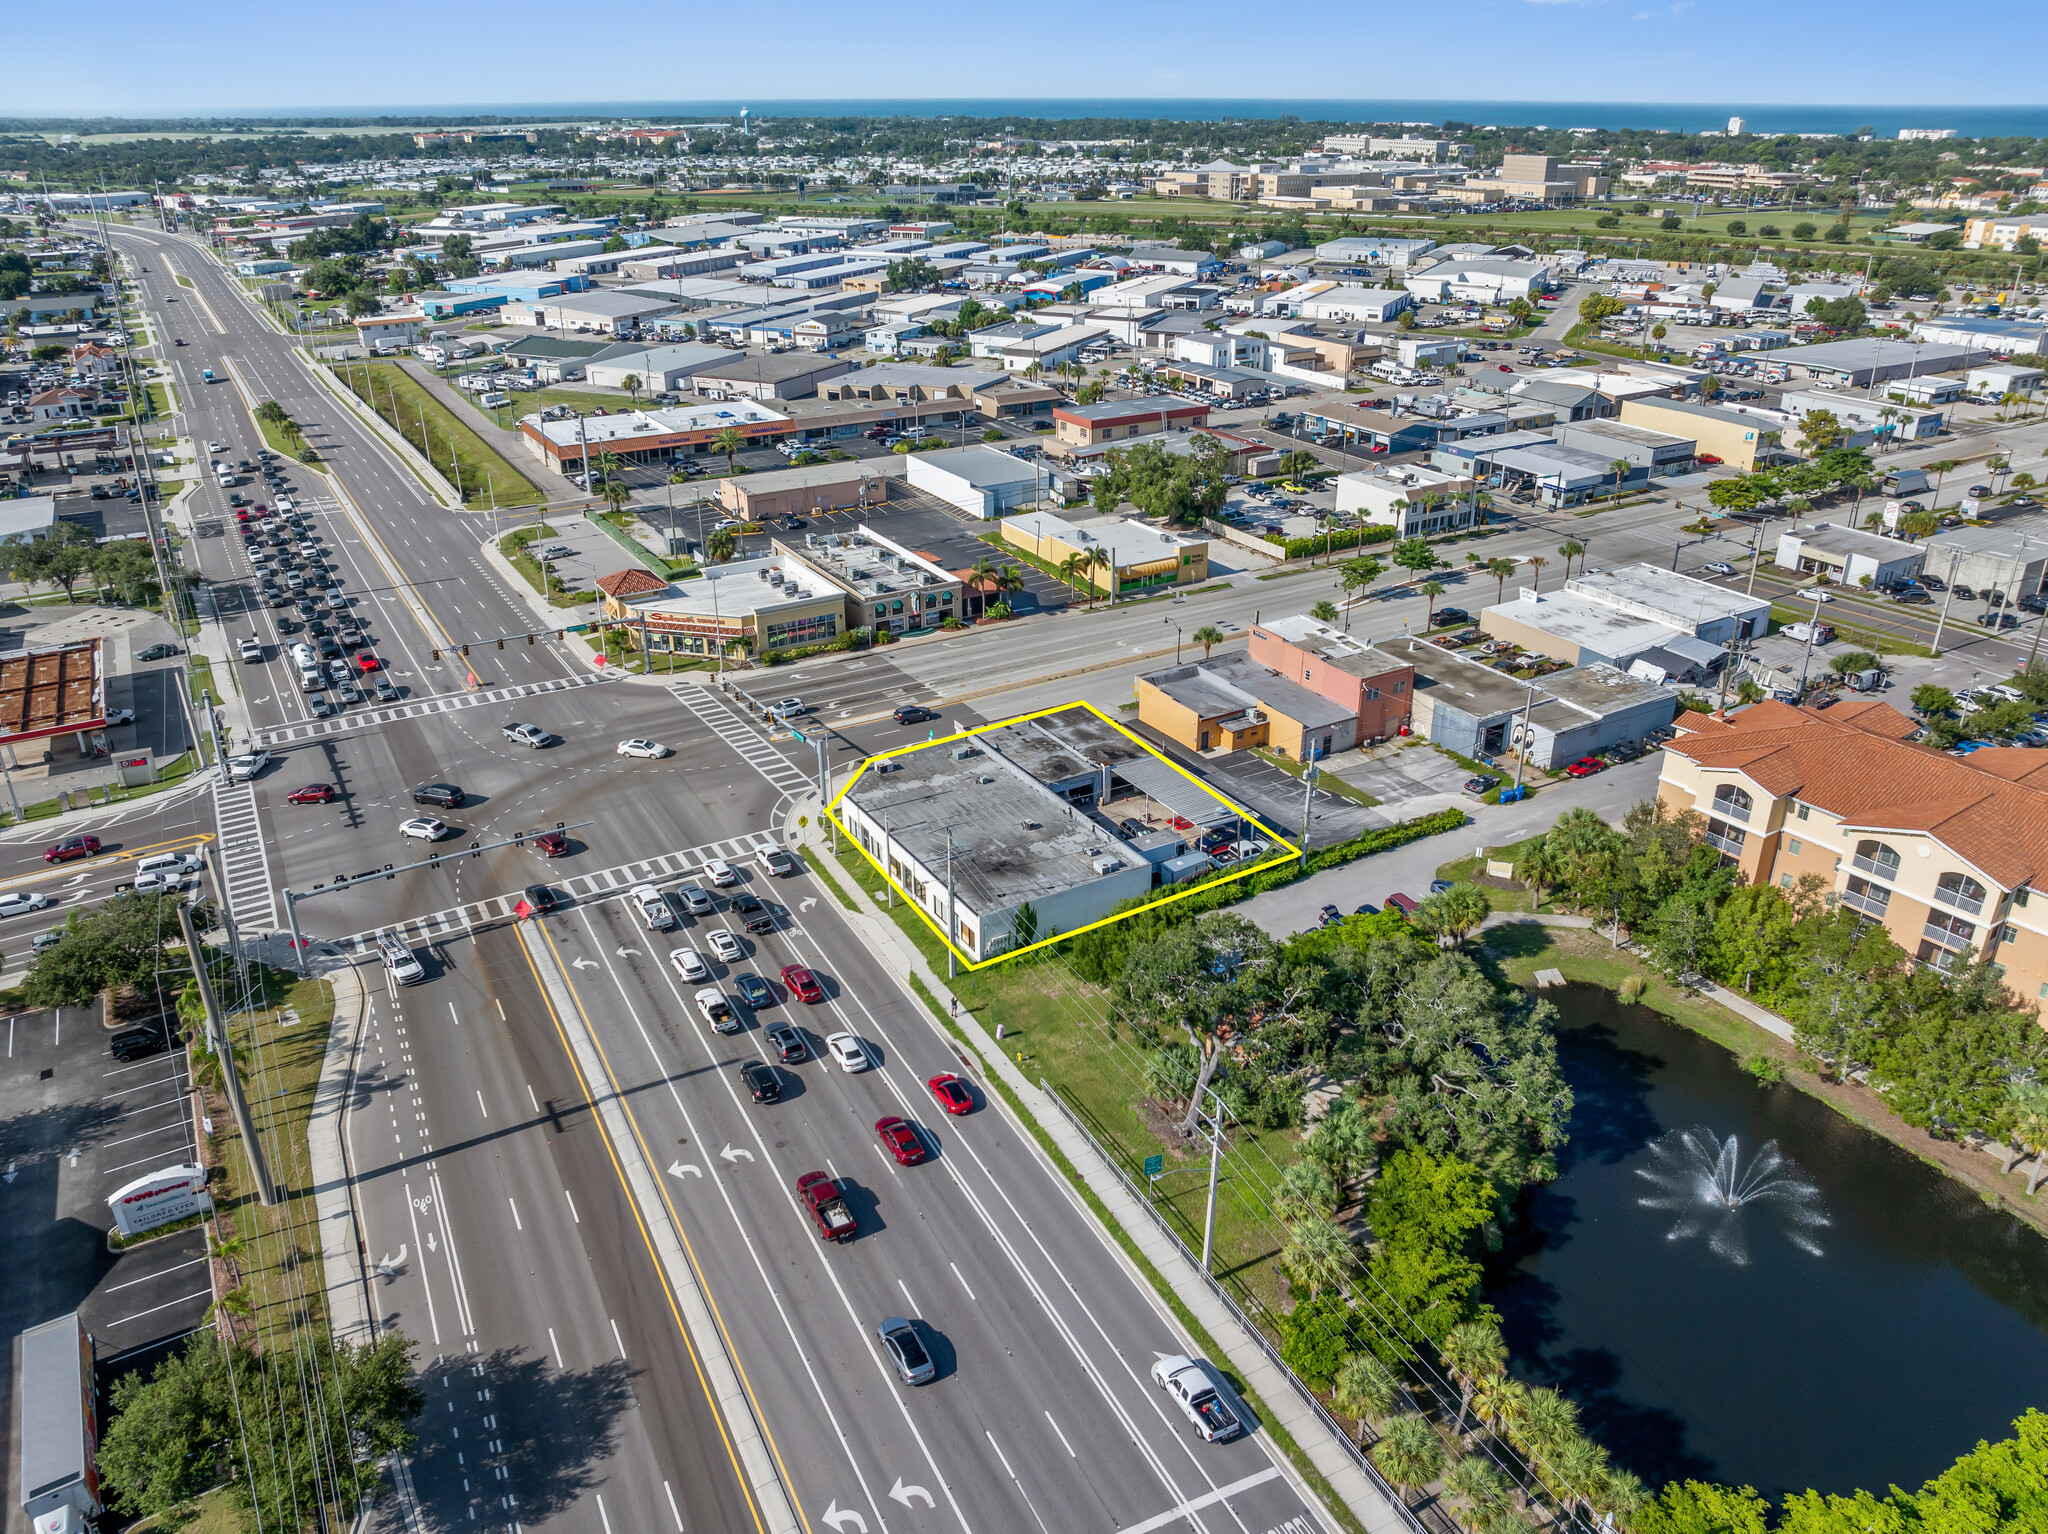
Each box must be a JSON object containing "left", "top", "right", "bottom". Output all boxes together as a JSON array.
[{"left": 1658, "top": 699, "right": 2048, "bottom": 1001}]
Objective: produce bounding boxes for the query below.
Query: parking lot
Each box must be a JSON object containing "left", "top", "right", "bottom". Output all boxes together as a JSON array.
[{"left": 0, "top": 1002, "right": 210, "bottom": 1467}]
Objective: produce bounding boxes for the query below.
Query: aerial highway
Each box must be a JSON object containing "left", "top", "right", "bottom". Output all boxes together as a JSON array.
[{"left": 72, "top": 224, "right": 1337, "bottom": 1534}]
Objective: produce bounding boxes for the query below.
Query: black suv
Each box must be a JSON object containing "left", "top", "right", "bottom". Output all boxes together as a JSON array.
[
  {"left": 413, "top": 783, "right": 465, "bottom": 808},
  {"left": 741, "top": 1060, "right": 781, "bottom": 1103},
  {"left": 109, "top": 1026, "right": 168, "bottom": 1063}
]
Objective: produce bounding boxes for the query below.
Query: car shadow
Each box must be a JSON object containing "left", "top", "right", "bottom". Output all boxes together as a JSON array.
[
  {"left": 1196, "top": 1359, "right": 1264, "bottom": 1437},
  {"left": 912, "top": 1320, "right": 957, "bottom": 1383},
  {"left": 835, "top": 1178, "right": 886, "bottom": 1239}
]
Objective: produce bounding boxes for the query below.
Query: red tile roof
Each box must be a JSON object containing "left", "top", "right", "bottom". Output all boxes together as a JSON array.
[
  {"left": 1669, "top": 702, "right": 2048, "bottom": 890},
  {"left": 595, "top": 568, "right": 668, "bottom": 599}
]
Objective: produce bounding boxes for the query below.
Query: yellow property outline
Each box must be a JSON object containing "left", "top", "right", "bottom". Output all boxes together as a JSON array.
[{"left": 824, "top": 699, "right": 1301, "bottom": 971}]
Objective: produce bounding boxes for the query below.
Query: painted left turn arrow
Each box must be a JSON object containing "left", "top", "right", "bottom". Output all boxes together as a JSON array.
[
  {"left": 719, "top": 1144, "right": 754, "bottom": 1165},
  {"left": 667, "top": 1162, "right": 703, "bottom": 1179},
  {"left": 570, "top": 957, "right": 598, "bottom": 971}
]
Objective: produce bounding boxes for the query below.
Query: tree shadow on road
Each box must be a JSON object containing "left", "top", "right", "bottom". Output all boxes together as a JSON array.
[{"left": 408, "top": 1347, "right": 635, "bottom": 1529}]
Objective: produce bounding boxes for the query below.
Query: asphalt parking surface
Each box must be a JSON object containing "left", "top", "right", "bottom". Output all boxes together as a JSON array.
[{"left": 0, "top": 1003, "right": 210, "bottom": 1494}]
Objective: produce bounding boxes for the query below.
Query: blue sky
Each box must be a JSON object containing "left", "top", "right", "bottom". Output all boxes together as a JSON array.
[{"left": 13, "top": 0, "right": 2046, "bottom": 117}]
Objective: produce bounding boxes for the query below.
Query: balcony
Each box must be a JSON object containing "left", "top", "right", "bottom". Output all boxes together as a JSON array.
[
  {"left": 1852, "top": 853, "right": 1901, "bottom": 880},
  {"left": 1841, "top": 887, "right": 1890, "bottom": 918},
  {"left": 1922, "top": 919, "right": 1976, "bottom": 952},
  {"left": 1933, "top": 884, "right": 1986, "bottom": 917},
  {"left": 1704, "top": 829, "right": 1747, "bottom": 857},
  {"left": 1710, "top": 798, "right": 1752, "bottom": 824}
]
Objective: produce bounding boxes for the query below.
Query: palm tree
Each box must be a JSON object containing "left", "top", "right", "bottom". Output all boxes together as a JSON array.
[
  {"left": 1474, "top": 1373, "right": 1528, "bottom": 1446},
  {"left": 621, "top": 372, "right": 642, "bottom": 404},
  {"left": 712, "top": 425, "right": 745, "bottom": 474},
  {"left": 1548, "top": 1434, "right": 1610, "bottom": 1525},
  {"left": 1085, "top": 544, "right": 1113, "bottom": 601},
  {"left": 1440, "top": 1321, "right": 1507, "bottom": 1435},
  {"left": 724, "top": 632, "right": 756, "bottom": 664},
  {"left": 602, "top": 476, "right": 631, "bottom": 515},
  {"left": 1486, "top": 557, "right": 1518, "bottom": 604},
  {"left": 1192, "top": 624, "right": 1224, "bottom": 658},
  {"left": 1312, "top": 599, "right": 1339, "bottom": 622},
  {"left": 1927, "top": 457, "right": 1960, "bottom": 508},
  {"left": 1059, "top": 550, "right": 1090, "bottom": 604},
  {"left": 203, "top": 1285, "right": 252, "bottom": 1327},
  {"left": 1525, "top": 554, "right": 1549, "bottom": 592},
  {"left": 1609, "top": 458, "right": 1632, "bottom": 500},
  {"left": 1557, "top": 539, "right": 1586, "bottom": 580},
  {"left": 1420, "top": 579, "right": 1446, "bottom": 627},
  {"left": 994, "top": 564, "right": 1027, "bottom": 607},
  {"left": 706, "top": 527, "right": 738, "bottom": 563},
  {"left": 1371, "top": 1415, "right": 1446, "bottom": 1505},
  {"left": 1330, "top": 1352, "right": 1400, "bottom": 1442},
  {"left": 1444, "top": 1455, "right": 1512, "bottom": 1534},
  {"left": 1596, "top": 1467, "right": 1651, "bottom": 1532}
]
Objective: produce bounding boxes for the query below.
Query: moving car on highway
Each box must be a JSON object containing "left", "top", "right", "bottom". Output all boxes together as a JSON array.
[
  {"left": 617, "top": 738, "right": 670, "bottom": 758},
  {"left": 1152, "top": 1355, "right": 1246, "bottom": 1442},
  {"left": 797, "top": 1172, "right": 855, "bottom": 1241},
  {"left": 928, "top": 1074, "right": 973, "bottom": 1114}
]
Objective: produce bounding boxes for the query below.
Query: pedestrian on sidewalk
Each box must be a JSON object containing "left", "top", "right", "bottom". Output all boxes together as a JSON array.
[{"left": 950, "top": 996, "right": 959, "bottom": 1019}]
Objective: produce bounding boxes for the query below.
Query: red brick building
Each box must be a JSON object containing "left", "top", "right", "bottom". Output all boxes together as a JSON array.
[{"left": 1248, "top": 614, "right": 1415, "bottom": 745}]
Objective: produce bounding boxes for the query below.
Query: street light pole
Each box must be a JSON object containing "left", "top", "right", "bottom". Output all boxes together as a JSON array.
[{"left": 1198, "top": 1085, "right": 1227, "bottom": 1275}]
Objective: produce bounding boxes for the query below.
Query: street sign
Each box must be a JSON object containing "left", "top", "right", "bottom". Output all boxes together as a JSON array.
[{"left": 1143, "top": 1154, "right": 1164, "bottom": 1181}]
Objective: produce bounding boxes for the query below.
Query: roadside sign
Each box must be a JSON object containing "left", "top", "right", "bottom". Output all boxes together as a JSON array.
[{"left": 1143, "top": 1154, "right": 1164, "bottom": 1182}]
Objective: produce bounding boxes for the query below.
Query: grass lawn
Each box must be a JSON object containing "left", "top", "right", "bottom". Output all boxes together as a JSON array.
[
  {"left": 1433, "top": 830, "right": 1547, "bottom": 914},
  {"left": 187, "top": 653, "right": 221, "bottom": 717},
  {"left": 143, "top": 381, "right": 172, "bottom": 419},
  {"left": 329, "top": 362, "right": 546, "bottom": 508},
  {"left": 174, "top": 273, "right": 193, "bottom": 288},
  {"left": 829, "top": 837, "right": 1308, "bottom": 1310},
  {"left": 203, "top": 964, "right": 343, "bottom": 1357}
]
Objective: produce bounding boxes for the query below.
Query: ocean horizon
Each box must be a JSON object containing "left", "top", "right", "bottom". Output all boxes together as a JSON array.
[{"left": 77, "top": 98, "right": 2048, "bottom": 140}]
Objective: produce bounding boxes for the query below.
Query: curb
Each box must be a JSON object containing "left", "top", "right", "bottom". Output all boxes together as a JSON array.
[
  {"left": 787, "top": 800, "right": 1409, "bottom": 1534},
  {"left": 309, "top": 958, "right": 375, "bottom": 1346}
]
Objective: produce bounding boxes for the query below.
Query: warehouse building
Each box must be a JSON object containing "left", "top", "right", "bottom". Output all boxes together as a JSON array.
[
  {"left": 718, "top": 461, "right": 902, "bottom": 522},
  {"left": 503, "top": 290, "right": 683, "bottom": 334},
  {"left": 1774, "top": 522, "right": 1926, "bottom": 589},
  {"left": 1481, "top": 566, "right": 1769, "bottom": 677},
  {"left": 903, "top": 445, "right": 1043, "bottom": 518},
  {"left": 1377, "top": 636, "right": 1678, "bottom": 768},
  {"left": 840, "top": 709, "right": 1193, "bottom": 961},
  {"left": 584, "top": 342, "right": 731, "bottom": 392},
  {"left": 1771, "top": 336, "right": 1992, "bottom": 388},
  {"left": 518, "top": 398, "right": 789, "bottom": 476},
  {"left": 1139, "top": 651, "right": 1361, "bottom": 760},
  {"left": 688, "top": 353, "right": 853, "bottom": 400},
  {"left": 1620, "top": 396, "right": 1781, "bottom": 472}
]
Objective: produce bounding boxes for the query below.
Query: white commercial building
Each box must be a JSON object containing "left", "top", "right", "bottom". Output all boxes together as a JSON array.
[
  {"left": 1333, "top": 465, "right": 1479, "bottom": 537},
  {"left": 903, "top": 445, "right": 1043, "bottom": 518},
  {"left": 1297, "top": 286, "right": 1413, "bottom": 324}
]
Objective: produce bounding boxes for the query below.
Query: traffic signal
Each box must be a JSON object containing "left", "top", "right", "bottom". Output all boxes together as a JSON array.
[
  {"left": 554, "top": 629, "right": 564, "bottom": 641},
  {"left": 496, "top": 637, "right": 504, "bottom": 650},
  {"left": 526, "top": 632, "right": 535, "bottom": 646},
  {"left": 460, "top": 644, "right": 470, "bottom": 658},
  {"left": 430, "top": 648, "right": 440, "bottom": 662}
]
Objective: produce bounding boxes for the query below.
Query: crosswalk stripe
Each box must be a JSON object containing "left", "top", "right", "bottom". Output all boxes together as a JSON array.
[
  {"left": 252, "top": 671, "right": 619, "bottom": 748},
  {"left": 324, "top": 828, "right": 781, "bottom": 951}
]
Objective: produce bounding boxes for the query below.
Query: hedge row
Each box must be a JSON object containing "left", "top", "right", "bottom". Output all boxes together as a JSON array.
[{"left": 1279, "top": 524, "right": 1396, "bottom": 560}]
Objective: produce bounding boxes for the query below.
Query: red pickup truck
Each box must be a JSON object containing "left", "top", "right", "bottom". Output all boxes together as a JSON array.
[{"left": 796, "top": 1172, "right": 856, "bottom": 1242}]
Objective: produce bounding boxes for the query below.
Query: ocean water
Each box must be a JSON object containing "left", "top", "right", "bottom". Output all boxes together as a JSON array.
[{"left": 236, "top": 98, "right": 2048, "bottom": 140}]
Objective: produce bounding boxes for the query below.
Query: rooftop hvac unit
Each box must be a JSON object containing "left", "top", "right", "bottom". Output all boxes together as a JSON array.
[
  {"left": 757, "top": 568, "right": 771, "bottom": 580},
  {"left": 1091, "top": 855, "right": 1123, "bottom": 875},
  {"left": 978, "top": 774, "right": 994, "bottom": 784},
  {"left": 770, "top": 571, "right": 784, "bottom": 586}
]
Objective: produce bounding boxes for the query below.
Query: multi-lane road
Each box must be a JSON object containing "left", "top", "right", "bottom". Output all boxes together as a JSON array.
[{"left": 47, "top": 226, "right": 1340, "bottom": 1534}]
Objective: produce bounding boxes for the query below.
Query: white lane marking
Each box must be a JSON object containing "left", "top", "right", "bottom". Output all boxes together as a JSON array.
[
  {"left": 951, "top": 1261, "right": 976, "bottom": 1302},
  {"left": 508, "top": 1197, "right": 521, "bottom": 1231},
  {"left": 610, "top": 1317, "right": 627, "bottom": 1359},
  {"left": 666, "top": 1480, "right": 685, "bottom": 1531},
  {"left": 1120, "top": 1469, "right": 1283, "bottom": 1534},
  {"left": 564, "top": 1188, "right": 579, "bottom": 1224},
  {"left": 1046, "top": 1410, "right": 1076, "bottom": 1459},
  {"left": 547, "top": 1326, "right": 562, "bottom": 1368},
  {"left": 476, "top": 1090, "right": 488, "bottom": 1118}
]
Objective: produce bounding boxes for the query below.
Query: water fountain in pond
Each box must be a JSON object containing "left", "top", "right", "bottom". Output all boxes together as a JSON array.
[{"left": 1636, "top": 1127, "right": 1829, "bottom": 1265}]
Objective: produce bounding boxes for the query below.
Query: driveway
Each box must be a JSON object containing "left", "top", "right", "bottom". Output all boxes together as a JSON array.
[
  {"left": 1329, "top": 741, "right": 1478, "bottom": 809},
  {"left": 1238, "top": 755, "right": 1664, "bottom": 939}
]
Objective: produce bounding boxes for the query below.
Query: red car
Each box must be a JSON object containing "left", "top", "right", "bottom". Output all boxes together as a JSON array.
[
  {"left": 1696, "top": 453, "right": 1723, "bottom": 466},
  {"left": 796, "top": 1171, "right": 856, "bottom": 1241},
  {"left": 356, "top": 652, "right": 381, "bottom": 672},
  {"left": 286, "top": 783, "right": 335, "bottom": 804},
  {"left": 531, "top": 830, "right": 567, "bottom": 857},
  {"left": 875, "top": 1116, "right": 927, "bottom": 1166},
  {"left": 1565, "top": 756, "right": 1605, "bottom": 778},
  {"left": 44, "top": 835, "right": 101, "bottom": 864},
  {"left": 781, "top": 964, "right": 824, "bottom": 1003},
  {"left": 928, "top": 1074, "right": 973, "bottom": 1115}
]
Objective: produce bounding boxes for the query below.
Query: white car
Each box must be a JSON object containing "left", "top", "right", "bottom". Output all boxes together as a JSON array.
[
  {"left": 825, "top": 1032, "right": 870, "bottom": 1073},
  {"left": 1701, "top": 561, "right": 1736, "bottom": 577},
  {"left": 703, "top": 858, "right": 739, "bottom": 888},
  {"left": 103, "top": 707, "right": 136, "bottom": 727},
  {"left": 1810, "top": 591, "right": 1835, "bottom": 603},
  {"left": 226, "top": 750, "right": 271, "bottom": 781},
  {"left": 771, "top": 697, "right": 804, "bottom": 717},
  {"left": 707, "top": 929, "right": 745, "bottom": 964},
  {"left": 207, "top": 440, "right": 223, "bottom": 452},
  {"left": 617, "top": 738, "right": 670, "bottom": 759},
  {"left": 669, "top": 946, "right": 711, "bottom": 982},
  {"left": 629, "top": 883, "right": 675, "bottom": 930},
  {"left": 0, "top": 890, "right": 54, "bottom": 918},
  {"left": 400, "top": 817, "right": 449, "bottom": 841}
]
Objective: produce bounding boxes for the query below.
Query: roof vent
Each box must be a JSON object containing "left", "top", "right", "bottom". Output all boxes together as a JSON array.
[{"left": 978, "top": 774, "right": 994, "bottom": 784}]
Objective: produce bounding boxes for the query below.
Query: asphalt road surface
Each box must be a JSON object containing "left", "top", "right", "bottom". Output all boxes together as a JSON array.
[{"left": 80, "top": 227, "right": 1334, "bottom": 1534}]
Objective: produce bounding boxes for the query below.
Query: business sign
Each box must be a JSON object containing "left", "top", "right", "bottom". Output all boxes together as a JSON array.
[{"left": 106, "top": 1163, "right": 212, "bottom": 1238}]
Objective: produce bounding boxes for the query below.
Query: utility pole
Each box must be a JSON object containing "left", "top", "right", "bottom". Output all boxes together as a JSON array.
[
  {"left": 1793, "top": 593, "right": 1828, "bottom": 699},
  {"left": 179, "top": 902, "right": 274, "bottom": 1206},
  {"left": 1931, "top": 548, "right": 1964, "bottom": 656},
  {"left": 1198, "top": 1084, "right": 1227, "bottom": 1275},
  {"left": 1296, "top": 738, "right": 1321, "bottom": 868},
  {"left": 945, "top": 828, "right": 961, "bottom": 979},
  {"left": 1512, "top": 675, "right": 1539, "bottom": 791}
]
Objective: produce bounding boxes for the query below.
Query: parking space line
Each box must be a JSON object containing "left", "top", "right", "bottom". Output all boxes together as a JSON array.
[
  {"left": 105, "top": 1289, "right": 213, "bottom": 1328},
  {"left": 105, "top": 1256, "right": 208, "bottom": 1292}
]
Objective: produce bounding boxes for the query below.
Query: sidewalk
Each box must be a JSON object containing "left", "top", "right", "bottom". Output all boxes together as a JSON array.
[
  {"left": 302, "top": 952, "right": 375, "bottom": 1345},
  {"left": 786, "top": 797, "right": 1414, "bottom": 1534}
]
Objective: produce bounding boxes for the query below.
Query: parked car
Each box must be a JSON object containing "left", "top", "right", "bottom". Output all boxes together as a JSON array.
[{"left": 1564, "top": 756, "right": 1605, "bottom": 777}]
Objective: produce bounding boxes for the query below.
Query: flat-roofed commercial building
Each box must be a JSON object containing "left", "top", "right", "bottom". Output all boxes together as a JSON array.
[
  {"left": 687, "top": 352, "right": 853, "bottom": 400},
  {"left": 1002, "top": 510, "right": 1208, "bottom": 597},
  {"left": 1619, "top": 396, "right": 1781, "bottom": 472},
  {"left": 795, "top": 527, "right": 962, "bottom": 635},
  {"left": 1138, "top": 651, "right": 1361, "bottom": 760},
  {"left": 1332, "top": 464, "right": 1480, "bottom": 536},
  {"left": 839, "top": 709, "right": 1167, "bottom": 961},
  {"left": 1248, "top": 616, "right": 1416, "bottom": 744},
  {"left": 903, "top": 445, "right": 1043, "bottom": 519},
  {"left": 0, "top": 637, "right": 111, "bottom": 762},
  {"left": 1051, "top": 398, "right": 1211, "bottom": 449},
  {"left": 1774, "top": 521, "right": 1926, "bottom": 589},
  {"left": 517, "top": 398, "right": 789, "bottom": 476},
  {"left": 593, "top": 553, "right": 847, "bottom": 658},
  {"left": 717, "top": 461, "right": 902, "bottom": 522}
]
